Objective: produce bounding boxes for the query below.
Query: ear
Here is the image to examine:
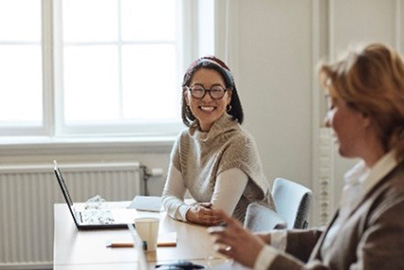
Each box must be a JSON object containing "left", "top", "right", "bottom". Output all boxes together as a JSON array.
[
  {"left": 226, "top": 90, "right": 233, "bottom": 105},
  {"left": 183, "top": 89, "right": 190, "bottom": 106}
]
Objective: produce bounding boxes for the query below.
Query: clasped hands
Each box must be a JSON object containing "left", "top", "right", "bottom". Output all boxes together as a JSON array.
[{"left": 185, "top": 202, "right": 223, "bottom": 226}]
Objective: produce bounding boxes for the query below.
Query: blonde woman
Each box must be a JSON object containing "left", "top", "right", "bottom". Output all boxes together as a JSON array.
[{"left": 209, "top": 43, "right": 404, "bottom": 269}]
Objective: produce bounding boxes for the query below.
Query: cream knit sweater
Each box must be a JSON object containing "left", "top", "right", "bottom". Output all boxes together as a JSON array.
[{"left": 164, "top": 113, "right": 274, "bottom": 222}]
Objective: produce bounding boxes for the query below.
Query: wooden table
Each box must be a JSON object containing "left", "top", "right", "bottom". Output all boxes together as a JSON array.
[{"left": 53, "top": 202, "right": 247, "bottom": 269}]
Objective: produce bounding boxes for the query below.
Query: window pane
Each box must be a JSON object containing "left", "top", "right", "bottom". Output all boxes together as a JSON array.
[
  {"left": 0, "top": 0, "right": 41, "bottom": 42},
  {"left": 0, "top": 45, "right": 42, "bottom": 125},
  {"left": 121, "top": 0, "right": 176, "bottom": 41},
  {"left": 63, "top": 45, "right": 120, "bottom": 123},
  {"left": 198, "top": 0, "right": 215, "bottom": 56},
  {"left": 121, "top": 44, "right": 180, "bottom": 122},
  {"left": 63, "top": 0, "right": 118, "bottom": 42},
  {"left": 58, "top": 0, "right": 185, "bottom": 135}
]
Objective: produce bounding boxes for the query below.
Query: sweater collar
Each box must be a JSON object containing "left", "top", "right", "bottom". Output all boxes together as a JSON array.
[{"left": 188, "top": 113, "right": 238, "bottom": 142}]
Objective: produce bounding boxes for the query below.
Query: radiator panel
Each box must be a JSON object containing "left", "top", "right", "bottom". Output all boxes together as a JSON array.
[{"left": 0, "top": 162, "right": 141, "bottom": 269}]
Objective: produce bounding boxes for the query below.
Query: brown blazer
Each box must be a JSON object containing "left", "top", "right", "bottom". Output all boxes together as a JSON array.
[{"left": 268, "top": 163, "right": 404, "bottom": 270}]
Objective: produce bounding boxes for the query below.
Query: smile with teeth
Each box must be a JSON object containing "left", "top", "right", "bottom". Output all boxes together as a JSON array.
[{"left": 199, "top": 106, "right": 216, "bottom": 111}]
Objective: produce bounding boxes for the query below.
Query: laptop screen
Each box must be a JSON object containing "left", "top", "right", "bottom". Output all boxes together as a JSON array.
[
  {"left": 53, "top": 160, "right": 81, "bottom": 227},
  {"left": 54, "top": 161, "right": 74, "bottom": 206}
]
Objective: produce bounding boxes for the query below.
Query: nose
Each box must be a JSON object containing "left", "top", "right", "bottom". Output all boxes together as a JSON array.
[
  {"left": 202, "top": 91, "right": 213, "bottom": 102},
  {"left": 323, "top": 111, "right": 331, "bottom": 128}
]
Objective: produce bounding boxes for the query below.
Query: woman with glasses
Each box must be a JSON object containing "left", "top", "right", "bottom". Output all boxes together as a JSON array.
[
  {"left": 162, "top": 56, "right": 274, "bottom": 226},
  {"left": 208, "top": 43, "right": 404, "bottom": 269}
]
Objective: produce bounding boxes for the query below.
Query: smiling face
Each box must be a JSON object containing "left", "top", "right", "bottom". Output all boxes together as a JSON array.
[
  {"left": 324, "top": 90, "right": 370, "bottom": 159},
  {"left": 185, "top": 68, "right": 232, "bottom": 132}
]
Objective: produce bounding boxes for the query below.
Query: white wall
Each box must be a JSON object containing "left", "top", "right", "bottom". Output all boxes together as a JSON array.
[
  {"left": 1, "top": 0, "right": 403, "bottom": 227},
  {"left": 234, "top": 0, "right": 403, "bottom": 225},
  {"left": 215, "top": 0, "right": 404, "bottom": 225},
  {"left": 238, "top": 0, "right": 313, "bottom": 189}
]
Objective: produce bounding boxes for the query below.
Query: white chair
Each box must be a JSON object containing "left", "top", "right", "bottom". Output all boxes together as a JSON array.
[
  {"left": 271, "top": 178, "right": 312, "bottom": 229},
  {"left": 244, "top": 202, "right": 287, "bottom": 232}
]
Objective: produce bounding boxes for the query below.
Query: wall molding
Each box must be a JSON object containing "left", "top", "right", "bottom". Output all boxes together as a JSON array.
[
  {"left": 311, "top": 0, "right": 333, "bottom": 226},
  {"left": 395, "top": 0, "right": 404, "bottom": 52},
  {"left": 312, "top": 0, "right": 404, "bottom": 226},
  {"left": 214, "top": 0, "right": 239, "bottom": 79},
  {"left": 0, "top": 137, "right": 174, "bottom": 156}
]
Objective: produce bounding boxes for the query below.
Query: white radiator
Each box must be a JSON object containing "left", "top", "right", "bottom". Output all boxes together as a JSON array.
[{"left": 0, "top": 161, "right": 142, "bottom": 269}]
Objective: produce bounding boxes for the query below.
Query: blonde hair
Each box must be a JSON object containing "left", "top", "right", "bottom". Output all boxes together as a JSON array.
[{"left": 319, "top": 43, "right": 404, "bottom": 161}]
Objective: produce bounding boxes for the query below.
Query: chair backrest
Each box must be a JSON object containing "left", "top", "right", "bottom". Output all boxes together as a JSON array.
[
  {"left": 271, "top": 178, "right": 312, "bottom": 229},
  {"left": 244, "top": 202, "right": 287, "bottom": 232}
]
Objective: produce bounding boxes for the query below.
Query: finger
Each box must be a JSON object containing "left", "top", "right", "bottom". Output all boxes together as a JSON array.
[
  {"left": 219, "top": 214, "right": 245, "bottom": 233},
  {"left": 210, "top": 211, "right": 226, "bottom": 224},
  {"left": 200, "top": 208, "right": 222, "bottom": 221},
  {"left": 214, "top": 223, "right": 255, "bottom": 250},
  {"left": 207, "top": 228, "right": 230, "bottom": 246},
  {"left": 204, "top": 213, "right": 222, "bottom": 224},
  {"left": 207, "top": 225, "right": 226, "bottom": 234},
  {"left": 200, "top": 202, "right": 213, "bottom": 208},
  {"left": 204, "top": 216, "right": 222, "bottom": 226},
  {"left": 208, "top": 226, "right": 234, "bottom": 243},
  {"left": 212, "top": 234, "right": 232, "bottom": 246},
  {"left": 214, "top": 245, "right": 235, "bottom": 259},
  {"left": 209, "top": 218, "right": 223, "bottom": 226},
  {"left": 208, "top": 227, "right": 240, "bottom": 256},
  {"left": 212, "top": 209, "right": 237, "bottom": 225}
]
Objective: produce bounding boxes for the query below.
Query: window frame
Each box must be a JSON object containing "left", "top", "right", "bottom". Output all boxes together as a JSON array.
[
  {"left": 0, "top": 0, "right": 216, "bottom": 139},
  {"left": 52, "top": 0, "right": 191, "bottom": 138}
]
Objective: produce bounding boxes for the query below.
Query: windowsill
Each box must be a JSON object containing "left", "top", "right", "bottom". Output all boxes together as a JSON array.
[{"left": 0, "top": 135, "right": 176, "bottom": 156}]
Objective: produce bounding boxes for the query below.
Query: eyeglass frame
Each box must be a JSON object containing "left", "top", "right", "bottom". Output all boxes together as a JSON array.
[{"left": 184, "top": 84, "right": 231, "bottom": 100}]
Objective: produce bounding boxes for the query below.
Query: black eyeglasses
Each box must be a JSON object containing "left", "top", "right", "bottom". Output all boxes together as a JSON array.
[{"left": 185, "top": 85, "right": 229, "bottom": 100}]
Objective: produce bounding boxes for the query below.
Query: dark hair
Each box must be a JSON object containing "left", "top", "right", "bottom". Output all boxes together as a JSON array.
[{"left": 180, "top": 56, "right": 244, "bottom": 127}]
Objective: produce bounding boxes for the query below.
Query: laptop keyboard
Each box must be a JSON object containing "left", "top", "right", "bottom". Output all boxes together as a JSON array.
[{"left": 80, "top": 209, "right": 115, "bottom": 225}]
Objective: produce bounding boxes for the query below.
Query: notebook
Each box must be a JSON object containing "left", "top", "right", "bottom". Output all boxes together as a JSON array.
[
  {"left": 53, "top": 160, "right": 132, "bottom": 230},
  {"left": 128, "top": 195, "right": 163, "bottom": 212}
]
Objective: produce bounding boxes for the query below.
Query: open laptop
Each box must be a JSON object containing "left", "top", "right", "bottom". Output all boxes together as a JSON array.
[{"left": 53, "top": 160, "right": 132, "bottom": 230}]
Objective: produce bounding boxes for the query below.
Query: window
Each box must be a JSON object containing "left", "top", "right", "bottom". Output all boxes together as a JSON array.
[
  {"left": 0, "top": 0, "right": 214, "bottom": 138},
  {"left": 0, "top": 0, "right": 42, "bottom": 134}
]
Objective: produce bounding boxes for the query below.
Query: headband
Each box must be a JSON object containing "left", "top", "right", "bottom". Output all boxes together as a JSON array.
[{"left": 199, "top": 56, "right": 231, "bottom": 71}]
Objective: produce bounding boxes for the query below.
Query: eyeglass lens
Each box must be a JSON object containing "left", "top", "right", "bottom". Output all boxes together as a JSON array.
[{"left": 189, "top": 85, "right": 226, "bottom": 99}]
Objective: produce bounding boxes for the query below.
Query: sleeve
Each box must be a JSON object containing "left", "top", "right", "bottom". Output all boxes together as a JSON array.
[
  {"left": 284, "top": 229, "right": 324, "bottom": 262},
  {"left": 254, "top": 230, "right": 288, "bottom": 270},
  {"left": 161, "top": 163, "right": 190, "bottom": 222},
  {"left": 253, "top": 229, "right": 323, "bottom": 270},
  {"left": 270, "top": 230, "right": 288, "bottom": 250},
  {"left": 268, "top": 197, "right": 404, "bottom": 270},
  {"left": 348, "top": 196, "right": 404, "bottom": 270},
  {"left": 210, "top": 168, "right": 248, "bottom": 215},
  {"left": 217, "top": 133, "right": 270, "bottom": 202},
  {"left": 254, "top": 245, "right": 279, "bottom": 270}
]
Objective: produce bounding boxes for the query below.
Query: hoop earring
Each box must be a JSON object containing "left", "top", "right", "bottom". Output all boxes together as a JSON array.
[{"left": 226, "top": 104, "right": 232, "bottom": 112}]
